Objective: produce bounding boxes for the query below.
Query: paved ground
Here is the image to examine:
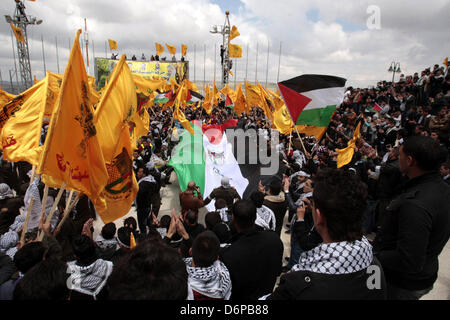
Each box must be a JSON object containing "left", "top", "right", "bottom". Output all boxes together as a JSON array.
[{"left": 92, "top": 172, "right": 450, "bottom": 300}]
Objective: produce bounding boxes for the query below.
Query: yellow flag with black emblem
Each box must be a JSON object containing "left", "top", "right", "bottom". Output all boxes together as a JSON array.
[
  {"left": 93, "top": 54, "right": 139, "bottom": 223},
  {"left": 337, "top": 121, "right": 361, "bottom": 168},
  {"left": 166, "top": 43, "right": 177, "bottom": 55},
  {"left": 37, "top": 30, "right": 109, "bottom": 209},
  {"left": 108, "top": 39, "right": 118, "bottom": 51},
  {"left": 11, "top": 24, "right": 24, "bottom": 43},
  {"left": 155, "top": 42, "right": 164, "bottom": 56},
  {"left": 228, "top": 43, "right": 242, "bottom": 58},
  {"left": 273, "top": 105, "right": 294, "bottom": 135}
]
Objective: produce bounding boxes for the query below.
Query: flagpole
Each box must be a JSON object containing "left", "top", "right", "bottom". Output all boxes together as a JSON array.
[
  {"left": 54, "top": 192, "right": 82, "bottom": 236},
  {"left": 38, "top": 182, "right": 66, "bottom": 241},
  {"left": 194, "top": 44, "right": 196, "bottom": 83},
  {"left": 245, "top": 42, "right": 249, "bottom": 82},
  {"left": 20, "top": 197, "right": 34, "bottom": 244},
  {"left": 234, "top": 59, "right": 237, "bottom": 89},
  {"left": 41, "top": 34, "right": 46, "bottom": 74},
  {"left": 286, "top": 110, "right": 309, "bottom": 157},
  {"left": 105, "top": 40, "right": 107, "bottom": 58},
  {"left": 55, "top": 36, "right": 60, "bottom": 74},
  {"left": 265, "top": 39, "right": 269, "bottom": 88},
  {"left": 277, "top": 41, "right": 282, "bottom": 83},
  {"left": 255, "top": 42, "right": 258, "bottom": 84},
  {"left": 214, "top": 43, "right": 216, "bottom": 83},
  {"left": 203, "top": 44, "right": 206, "bottom": 87}
]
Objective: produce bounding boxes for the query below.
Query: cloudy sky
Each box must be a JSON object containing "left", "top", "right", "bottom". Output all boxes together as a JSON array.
[{"left": 0, "top": 0, "right": 449, "bottom": 88}]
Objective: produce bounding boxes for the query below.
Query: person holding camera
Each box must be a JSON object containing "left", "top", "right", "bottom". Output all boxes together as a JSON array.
[{"left": 179, "top": 181, "right": 205, "bottom": 215}]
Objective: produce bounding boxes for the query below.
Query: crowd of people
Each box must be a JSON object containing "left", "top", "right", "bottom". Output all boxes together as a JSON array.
[{"left": 0, "top": 60, "right": 449, "bottom": 301}]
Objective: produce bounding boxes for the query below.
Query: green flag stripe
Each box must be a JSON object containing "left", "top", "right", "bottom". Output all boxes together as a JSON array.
[
  {"left": 295, "top": 105, "right": 336, "bottom": 127},
  {"left": 168, "top": 123, "right": 206, "bottom": 194}
]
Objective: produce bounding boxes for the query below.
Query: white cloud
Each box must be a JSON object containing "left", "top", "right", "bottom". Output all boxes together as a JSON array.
[{"left": 0, "top": 0, "right": 448, "bottom": 89}]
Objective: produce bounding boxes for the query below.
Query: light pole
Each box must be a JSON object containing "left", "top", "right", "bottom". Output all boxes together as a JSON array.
[
  {"left": 5, "top": 0, "right": 42, "bottom": 91},
  {"left": 210, "top": 10, "right": 231, "bottom": 87},
  {"left": 388, "top": 61, "right": 401, "bottom": 83}
]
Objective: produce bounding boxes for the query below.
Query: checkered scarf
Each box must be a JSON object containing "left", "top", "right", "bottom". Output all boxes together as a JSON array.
[
  {"left": 67, "top": 259, "right": 113, "bottom": 299},
  {"left": 255, "top": 205, "right": 276, "bottom": 231},
  {"left": 291, "top": 237, "right": 373, "bottom": 275},
  {"left": 184, "top": 258, "right": 232, "bottom": 300}
]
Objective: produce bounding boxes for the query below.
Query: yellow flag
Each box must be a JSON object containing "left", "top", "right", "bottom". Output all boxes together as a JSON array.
[
  {"left": 173, "top": 83, "right": 194, "bottom": 135},
  {"left": 155, "top": 42, "right": 164, "bottom": 56},
  {"left": 0, "top": 79, "right": 46, "bottom": 166},
  {"left": 38, "top": 30, "right": 109, "bottom": 208},
  {"left": 296, "top": 125, "right": 327, "bottom": 140},
  {"left": 256, "top": 83, "right": 274, "bottom": 122},
  {"left": 202, "top": 84, "right": 212, "bottom": 115},
  {"left": 273, "top": 105, "right": 294, "bottom": 135},
  {"left": 132, "top": 74, "right": 166, "bottom": 97},
  {"left": 220, "top": 84, "right": 237, "bottom": 102},
  {"left": 245, "top": 81, "right": 262, "bottom": 109},
  {"left": 182, "top": 44, "right": 188, "bottom": 57},
  {"left": 443, "top": 57, "right": 448, "bottom": 67},
  {"left": 229, "top": 25, "right": 240, "bottom": 42},
  {"left": 133, "top": 93, "right": 151, "bottom": 147},
  {"left": 108, "top": 39, "right": 118, "bottom": 51},
  {"left": 0, "top": 89, "right": 15, "bottom": 107},
  {"left": 130, "top": 232, "right": 136, "bottom": 249},
  {"left": 336, "top": 122, "right": 361, "bottom": 168},
  {"left": 44, "top": 72, "right": 63, "bottom": 118},
  {"left": 93, "top": 54, "right": 139, "bottom": 223},
  {"left": 266, "top": 88, "right": 285, "bottom": 111},
  {"left": 10, "top": 24, "right": 24, "bottom": 43},
  {"left": 228, "top": 43, "right": 242, "bottom": 58},
  {"left": 166, "top": 43, "right": 177, "bottom": 55},
  {"left": 212, "top": 80, "right": 219, "bottom": 106},
  {"left": 234, "top": 82, "right": 247, "bottom": 116}
]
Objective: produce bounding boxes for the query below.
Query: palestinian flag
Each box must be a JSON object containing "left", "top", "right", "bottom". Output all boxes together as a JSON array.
[
  {"left": 153, "top": 90, "right": 174, "bottom": 104},
  {"left": 169, "top": 119, "right": 289, "bottom": 210},
  {"left": 366, "top": 102, "right": 382, "bottom": 113},
  {"left": 169, "top": 119, "right": 248, "bottom": 211},
  {"left": 278, "top": 74, "right": 347, "bottom": 127},
  {"left": 186, "top": 90, "right": 204, "bottom": 105},
  {"left": 225, "top": 95, "right": 234, "bottom": 109}
]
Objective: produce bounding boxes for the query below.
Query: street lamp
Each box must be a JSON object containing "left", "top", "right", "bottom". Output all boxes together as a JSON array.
[
  {"left": 388, "top": 61, "right": 401, "bottom": 83},
  {"left": 210, "top": 10, "right": 231, "bottom": 87}
]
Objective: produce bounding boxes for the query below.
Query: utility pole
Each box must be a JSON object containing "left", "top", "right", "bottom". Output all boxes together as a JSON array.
[
  {"left": 5, "top": 0, "right": 42, "bottom": 91},
  {"left": 210, "top": 10, "right": 231, "bottom": 87}
]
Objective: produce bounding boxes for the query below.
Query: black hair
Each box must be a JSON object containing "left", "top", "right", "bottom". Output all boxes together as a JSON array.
[
  {"left": 402, "top": 135, "right": 448, "bottom": 171},
  {"left": 101, "top": 223, "right": 116, "bottom": 240},
  {"left": 123, "top": 217, "right": 137, "bottom": 231},
  {"left": 14, "top": 242, "right": 46, "bottom": 274},
  {"left": 184, "top": 210, "right": 197, "bottom": 225},
  {"left": 105, "top": 240, "right": 188, "bottom": 300},
  {"left": 205, "top": 211, "right": 222, "bottom": 230},
  {"left": 191, "top": 231, "right": 220, "bottom": 268},
  {"left": 250, "top": 191, "right": 265, "bottom": 208},
  {"left": 13, "top": 258, "right": 69, "bottom": 300},
  {"left": 159, "top": 215, "right": 171, "bottom": 229},
  {"left": 117, "top": 227, "right": 132, "bottom": 248},
  {"left": 71, "top": 234, "right": 97, "bottom": 265},
  {"left": 232, "top": 199, "right": 256, "bottom": 230},
  {"left": 269, "top": 178, "right": 282, "bottom": 195},
  {"left": 212, "top": 222, "right": 231, "bottom": 244},
  {"left": 313, "top": 168, "right": 367, "bottom": 242}
]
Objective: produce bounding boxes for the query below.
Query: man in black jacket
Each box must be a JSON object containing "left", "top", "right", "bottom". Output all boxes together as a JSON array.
[
  {"left": 374, "top": 135, "right": 450, "bottom": 300},
  {"left": 136, "top": 166, "right": 160, "bottom": 235},
  {"left": 265, "top": 168, "right": 386, "bottom": 300},
  {"left": 220, "top": 200, "right": 283, "bottom": 300}
]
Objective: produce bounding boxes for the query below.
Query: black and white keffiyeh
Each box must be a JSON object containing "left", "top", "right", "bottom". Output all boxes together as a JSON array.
[
  {"left": 67, "top": 259, "right": 113, "bottom": 299},
  {"left": 255, "top": 205, "right": 276, "bottom": 231},
  {"left": 291, "top": 237, "right": 373, "bottom": 275},
  {"left": 184, "top": 258, "right": 232, "bottom": 300}
]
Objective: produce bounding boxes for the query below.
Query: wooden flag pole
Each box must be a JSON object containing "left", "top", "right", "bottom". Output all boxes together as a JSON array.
[
  {"left": 20, "top": 197, "right": 34, "bottom": 244},
  {"left": 38, "top": 185, "right": 49, "bottom": 230},
  {"left": 29, "top": 166, "right": 36, "bottom": 185},
  {"left": 38, "top": 182, "right": 66, "bottom": 241},
  {"left": 54, "top": 192, "right": 82, "bottom": 236}
]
